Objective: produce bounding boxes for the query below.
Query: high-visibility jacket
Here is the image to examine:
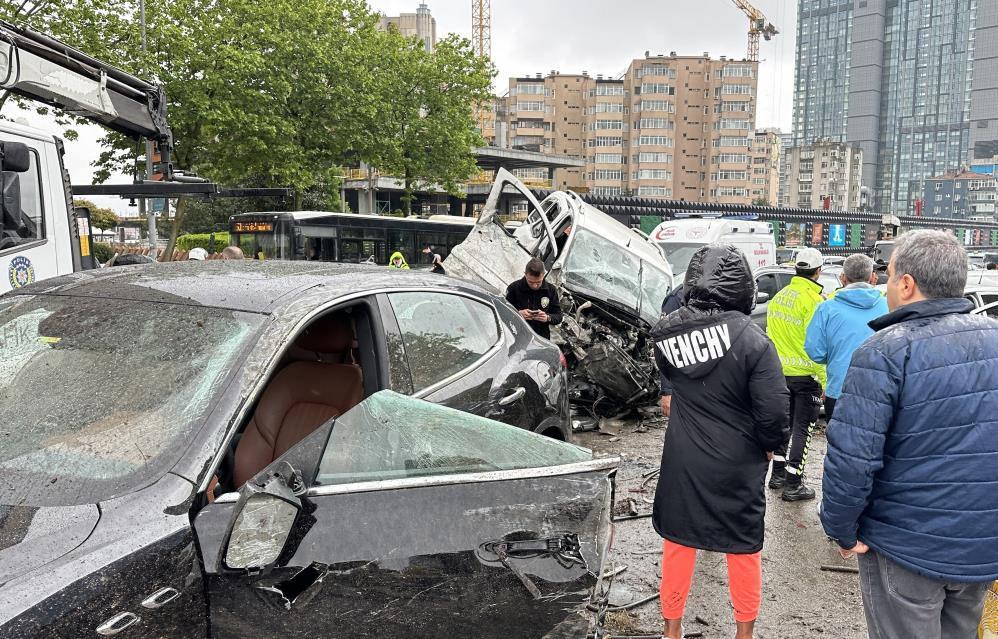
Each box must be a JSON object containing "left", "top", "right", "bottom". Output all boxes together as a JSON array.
[{"left": 766, "top": 275, "right": 826, "bottom": 387}]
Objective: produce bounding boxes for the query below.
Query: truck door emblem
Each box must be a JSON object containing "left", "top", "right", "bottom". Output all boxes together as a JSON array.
[{"left": 8, "top": 256, "right": 35, "bottom": 289}]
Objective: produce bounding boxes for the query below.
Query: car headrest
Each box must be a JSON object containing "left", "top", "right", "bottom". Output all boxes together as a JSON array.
[{"left": 296, "top": 313, "right": 355, "bottom": 354}]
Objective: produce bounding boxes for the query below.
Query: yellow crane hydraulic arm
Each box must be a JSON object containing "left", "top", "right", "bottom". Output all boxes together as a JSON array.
[{"left": 729, "top": 0, "right": 779, "bottom": 62}]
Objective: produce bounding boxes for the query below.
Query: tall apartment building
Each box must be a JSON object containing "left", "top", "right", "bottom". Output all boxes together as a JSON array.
[
  {"left": 785, "top": 139, "right": 863, "bottom": 210},
  {"left": 378, "top": 3, "right": 436, "bottom": 52},
  {"left": 750, "top": 129, "right": 782, "bottom": 205},
  {"left": 922, "top": 168, "right": 997, "bottom": 219},
  {"left": 777, "top": 131, "right": 793, "bottom": 206},
  {"left": 792, "top": 0, "right": 998, "bottom": 214},
  {"left": 792, "top": 0, "right": 853, "bottom": 149},
  {"left": 502, "top": 53, "right": 759, "bottom": 204}
]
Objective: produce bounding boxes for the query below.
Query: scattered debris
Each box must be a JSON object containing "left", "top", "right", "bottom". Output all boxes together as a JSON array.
[
  {"left": 694, "top": 615, "right": 710, "bottom": 626},
  {"left": 820, "top": 564, "right": 860, "bottom": 574}
]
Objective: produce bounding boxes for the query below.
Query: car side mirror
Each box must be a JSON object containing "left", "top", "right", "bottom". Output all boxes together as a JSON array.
[
  {"left": 0, "top": 142, "right": 31, "bottom": 173},
  {"left": 223, "top": 461, "right": 303, "bottom": 572},
  {"left": 755, "top": 292, "right": 770, "bottom": 305}
]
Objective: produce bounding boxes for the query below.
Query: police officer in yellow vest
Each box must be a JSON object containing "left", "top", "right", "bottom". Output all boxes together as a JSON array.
[{"left": 766, "top": 247, "right": 827, "bottom": 502}]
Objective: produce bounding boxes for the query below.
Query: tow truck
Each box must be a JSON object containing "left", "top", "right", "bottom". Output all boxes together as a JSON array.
[{"left": 0, "top": 20, "right": 284, "bottom": 294}]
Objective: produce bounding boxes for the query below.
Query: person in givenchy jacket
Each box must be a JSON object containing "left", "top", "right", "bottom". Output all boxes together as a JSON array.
[
  {"left": 820, "top": 230, "right": 998, "bottom": 639},
  {"left": 651, "top": 245, "right": 789, "bottom": 639}
]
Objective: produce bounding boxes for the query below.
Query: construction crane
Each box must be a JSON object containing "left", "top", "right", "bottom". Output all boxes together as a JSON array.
[
  {"left": 471, "top": 0, "right": 491, "bottom": 59},
  {"left": 729, "top": 0, "right": 778, "bottom": 62},
  {"left": 471, "top": 0, "right": 493, "bottom": 140}
]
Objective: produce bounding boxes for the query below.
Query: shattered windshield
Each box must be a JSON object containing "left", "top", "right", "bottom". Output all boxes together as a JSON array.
[
  {"left": 315, "top": 391, "right": 591, "bottom": 485},
  {"left": 0, "top": 295, "right": 262, "bottom": 507},
  {"left": 562, "top": 228, "right": 641, "bottom": 313},
  {"left": 639, "top": 264, "right": 673, "bottom": 324}
]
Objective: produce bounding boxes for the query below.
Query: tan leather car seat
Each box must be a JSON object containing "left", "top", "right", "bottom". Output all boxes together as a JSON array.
[{"left": 233, "top": 313, "right": 364, "bottom": 487}]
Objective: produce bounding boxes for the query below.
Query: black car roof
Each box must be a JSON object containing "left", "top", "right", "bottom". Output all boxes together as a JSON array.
[{"left": 8, "top": 261, "right": 482, "bottom": 314}]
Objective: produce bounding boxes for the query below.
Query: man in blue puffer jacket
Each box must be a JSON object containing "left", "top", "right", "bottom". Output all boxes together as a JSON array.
[
  {"left": 804, "top": 254, "right": 888, "bottom": 422},
  {"left": 820, "top": 230, "right": 998, "bottom": 639}
]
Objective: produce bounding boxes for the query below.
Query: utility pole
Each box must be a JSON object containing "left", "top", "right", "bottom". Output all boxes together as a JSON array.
[{"left": 139, "top": 0, "right": 158, "bottom": 257}]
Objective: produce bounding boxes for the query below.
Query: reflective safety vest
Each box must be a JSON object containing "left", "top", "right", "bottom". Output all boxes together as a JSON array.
[{"left": 766, "top": 275, "right": 827, "bottom": 387}]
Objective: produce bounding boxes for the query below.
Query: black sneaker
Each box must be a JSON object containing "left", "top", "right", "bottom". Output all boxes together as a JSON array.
[
  {"left": 768, "top": 467, "right": 786, "bottom": 490},
  {"left": 782, "top": 482, "right": 816, "bottom": 502}
]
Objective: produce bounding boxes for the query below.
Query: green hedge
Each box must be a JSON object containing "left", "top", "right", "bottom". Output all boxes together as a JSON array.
[
  {"left": 93, "top": 242, "right": 115, "bottom": 264},
  {"left": 176, "top": 232, "right": 230, "bottom": 253}
]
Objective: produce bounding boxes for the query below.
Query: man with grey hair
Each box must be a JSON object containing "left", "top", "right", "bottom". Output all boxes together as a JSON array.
[
  {"left": 821, "top": 230, "right": 998, "bottom": 639},
  {"left": 804, "top": 254, "right": 887, "bottom": 421}
]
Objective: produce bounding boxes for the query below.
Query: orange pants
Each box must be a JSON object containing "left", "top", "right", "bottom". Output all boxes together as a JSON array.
[{"left": 660, "top": 539, "right": 762, "bottom": 623}]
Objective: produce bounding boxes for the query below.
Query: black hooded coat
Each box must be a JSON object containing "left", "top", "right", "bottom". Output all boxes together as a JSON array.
[{"left": 651, "top": 245, "right": 789, "bottom": 553}]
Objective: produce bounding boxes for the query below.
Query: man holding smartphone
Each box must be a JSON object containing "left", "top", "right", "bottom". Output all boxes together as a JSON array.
[{"left": 505, "top": 258, "right": 563, "bottom": 340}]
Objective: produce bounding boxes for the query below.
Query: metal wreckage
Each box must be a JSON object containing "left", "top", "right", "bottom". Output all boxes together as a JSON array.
[{"left": 445, "top": 170, "right": 675, "bottom": 419}]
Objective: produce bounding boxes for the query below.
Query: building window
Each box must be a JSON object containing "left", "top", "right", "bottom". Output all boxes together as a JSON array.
[
  {"left": 636, "top": 169, "right": 671, "bottom": 180},
  {"left": 591, "top": 84, "right": 625, "bottom": 96},
  {"left": 594, "top": 169, "right": 623, "bottom": 181},
  {"left": 588, "top": 136, "right": 623, "bottom": 147},
  {"left": 721, "top": 84, "right": 753, "bottom": 95},
  {"left": 638, "top": 136, "right": 674, "bottom": 146},
  {"left": 638, "top": 117, "right": 674, "bottom": 130},
  {"left": 516, "top": 83, "right": 546, "bottom": 95},
  {"left": 593, "top": 119, "right": 623, "bottom": 130},
  {"left": 638, "top": 152, "right": 673, "bottom": 163},
  {"left": 723, "top": 65, "right": 755, "bottom": 78},
  {"left": 638, "top": 186, "right": 672, "bottom": 196},
  {"left": 638, "top": 100, "right": 675, "bottom": 113},
  {"left": 714, "top": 153, "right": 749, "bottom": 164},
  {"left": 593, "top": 153, "right": 623, "bottom": 164},
  {"left": 640, "top": 83, "right": 675, "bottom": 95}
]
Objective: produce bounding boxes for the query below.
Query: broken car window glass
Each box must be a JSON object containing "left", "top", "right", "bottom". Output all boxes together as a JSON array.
[
  {"left": 388, "top": 292, "right": 500, "bottom": 392},
  {"left": 314, "top": 391, "right": 590, "bottom": 486},
  {"left": 0, "top": 295, "right": 263, "bottom": 506},
  {"left": 562, "top": 228, "right": 641, "bottom": 312},
  {"left": 639, "top": 263, "right": 673, "bottom": 324}
]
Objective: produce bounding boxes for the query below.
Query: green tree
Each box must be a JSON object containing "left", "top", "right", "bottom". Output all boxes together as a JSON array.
[
  {"left": 74, "top": 198, "right": 119, "bottom": 231},
  {"left": 752, "top": 197, "right": 771, "bottom": 207},
  {"left": 3, "top": 0, "right": 381, "bottom": 259},
  {"left": 363, "top": 33, "right": 494, "bottom": 214}
]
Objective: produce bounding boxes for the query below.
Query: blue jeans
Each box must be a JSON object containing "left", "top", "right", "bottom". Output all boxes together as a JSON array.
[{"left": 858, "top": 550, "right": 989, "bottom": 639}]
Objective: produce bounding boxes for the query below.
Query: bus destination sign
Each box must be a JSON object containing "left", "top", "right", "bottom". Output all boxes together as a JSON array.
[{"left": 233, "top": 221, "right": 274, "bottom": 233}]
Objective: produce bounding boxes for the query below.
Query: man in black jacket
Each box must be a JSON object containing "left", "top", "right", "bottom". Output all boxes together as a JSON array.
[
  {"left": 505, "top": 258, "right": 563, "bottom": 340},
  {"left": 652, "top": 245, "right": 789, "bottom": 639}
]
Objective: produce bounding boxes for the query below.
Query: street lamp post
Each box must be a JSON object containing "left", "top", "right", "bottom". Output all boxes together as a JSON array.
[{"left": 138, "top": 0, "right": 158, "bottom": 257}]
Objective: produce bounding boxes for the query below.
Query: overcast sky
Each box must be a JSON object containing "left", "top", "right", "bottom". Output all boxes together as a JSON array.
[{"left": 47, "top": 0, "right": 799, "bottom": 214}]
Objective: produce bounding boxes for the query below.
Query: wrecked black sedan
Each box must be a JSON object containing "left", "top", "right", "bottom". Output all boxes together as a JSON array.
[
  {"left": 0, "top": 261, "right": 617, "bottom": 638},
  {"left": 446, "top": 169, "right": 675, "bottom": 418}
]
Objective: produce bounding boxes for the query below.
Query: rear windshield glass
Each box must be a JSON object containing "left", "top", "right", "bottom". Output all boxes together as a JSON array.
[
  {"left": 657, "top": 242, "right": 703, "bottom": 277},
  {"left": 0, "top": 295, "right": 262, "bottom": 506}
]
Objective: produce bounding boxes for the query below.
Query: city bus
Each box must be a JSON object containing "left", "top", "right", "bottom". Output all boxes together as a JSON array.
[{"left": 228, "top": 211, "right": 475, "bottom": 266}]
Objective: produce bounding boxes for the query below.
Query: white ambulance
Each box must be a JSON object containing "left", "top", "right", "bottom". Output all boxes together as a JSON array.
[{"left": 649, "top": 216, "right": 777, "bottom": 279}]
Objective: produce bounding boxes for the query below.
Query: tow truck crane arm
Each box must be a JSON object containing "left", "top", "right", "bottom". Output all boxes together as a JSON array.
[{"left": 0, "top": 19, "right": 175, "bottom": 179}]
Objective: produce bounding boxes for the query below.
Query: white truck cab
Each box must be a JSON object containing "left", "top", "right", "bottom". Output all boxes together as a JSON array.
[
  {"left": 0, "top": 120, "right": 91, "bottom": 295},
  {"left": 650, "top": 217, "right": 776, "bottom": 279}
]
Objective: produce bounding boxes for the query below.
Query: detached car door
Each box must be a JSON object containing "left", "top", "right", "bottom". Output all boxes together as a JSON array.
[
  {"left": 196, "top": 392, "right": 615, "bottom": 639},
  {"left": 444, "top": 168, "right": 559, "bottom": 295}
]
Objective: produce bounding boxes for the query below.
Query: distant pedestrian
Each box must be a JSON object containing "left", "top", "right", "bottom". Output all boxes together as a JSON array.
[
  {"left": 504, "top": 258, "right": 562, "bottom": 340},
  {"left": 387, "top": 251, "right": 409, "bottom": 269},
  {"left": 220, "top": 246, "right": 244, "bottom": 260},
  {"left": 803, "top": 254, "right": 887, "bottom": 421},
  {"left": 188, "top": 247, "right": 207, "bottom": 261},
  {"left": 651, "top": 245, "right": 788, "bottom": 639},
  {"left": 821, "top": 230, "right": 998, "bottom": 639},
  {"left": 765, "top": 247, "right": 826, "bottom": 501},
  {"left": 422, "top": 245, "right": 445, "bottom": 274}
]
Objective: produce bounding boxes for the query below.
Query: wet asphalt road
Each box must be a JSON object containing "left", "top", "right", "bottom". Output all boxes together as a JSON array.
[{"left": 577, "top": 417, "right": 868, "bottom": 639}]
